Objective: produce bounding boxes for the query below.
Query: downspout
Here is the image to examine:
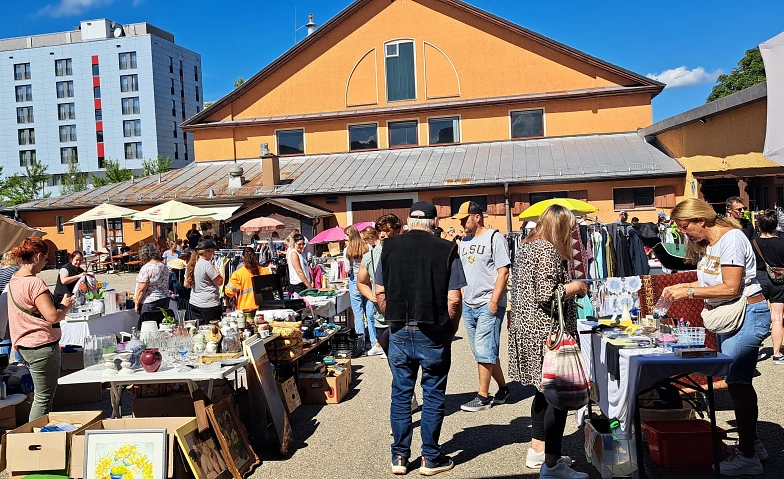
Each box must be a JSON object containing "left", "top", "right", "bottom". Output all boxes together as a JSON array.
[{"left": 504, "top": 182, "right": 512, "bottom": 233}]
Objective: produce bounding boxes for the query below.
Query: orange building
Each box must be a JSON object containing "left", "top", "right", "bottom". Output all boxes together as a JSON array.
[{"left": 10, "top": 0, "right": 687, "bottom": 260}]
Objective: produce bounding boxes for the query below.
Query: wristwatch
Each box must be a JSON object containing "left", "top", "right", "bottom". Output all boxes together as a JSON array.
[{"left": 686, "top": 287, "right": 695, "bottom": 299}]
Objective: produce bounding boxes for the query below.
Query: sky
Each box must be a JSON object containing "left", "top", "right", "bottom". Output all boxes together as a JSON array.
[{"left": 2, "top": 0, "right": 783, "bottom": 123}]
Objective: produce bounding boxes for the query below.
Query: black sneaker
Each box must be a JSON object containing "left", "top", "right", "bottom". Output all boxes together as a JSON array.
[
  {"left": 419, "top": 455, "right": 454, "bottom": 476},
  {"left": 460, "top": 394, "right": 493, "bottom": 412},
  {"left": 391, "top": 456, "right": 409, "bottom": 475},
  {"left": 494, "top": 387, "right": 510, "bottom": 404}
]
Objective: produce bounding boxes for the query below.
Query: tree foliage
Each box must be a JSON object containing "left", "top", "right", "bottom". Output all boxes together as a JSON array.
[
  {"left": 233, "top": 76, "right": 245, "bottom": 88},
  {"left": 60, "top": 157, "right": 88, "bottom": 196},
  {"left": 91, "top": 159, "right": 133, "bottom": 187},
  {"left": 3, "top": 163, "right": 51, "bottom": 206},
  {"left": 707, "top": 47, "right": 766, "bottom": 102},
  {"left": 142, "top": 155, "right": 172, "bottom": 176}
]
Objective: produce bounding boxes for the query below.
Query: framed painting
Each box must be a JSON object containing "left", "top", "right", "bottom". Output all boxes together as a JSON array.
[
  {"left": 174, "top": 418, "right": 232, "bottom": 479},
  {"left": 206, "top": 395, "right": 259, "bottom": 478},
  {"left": 83, "top": 429, "right": 167, "bottom": 479}
]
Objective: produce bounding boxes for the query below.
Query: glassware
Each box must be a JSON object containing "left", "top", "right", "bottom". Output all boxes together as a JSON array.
[
  {"left": 175, "top": 336, "right": 192, "bottom": 372},
  {"left": 653, "top": 294, "right": 673, "bottom": 319}
]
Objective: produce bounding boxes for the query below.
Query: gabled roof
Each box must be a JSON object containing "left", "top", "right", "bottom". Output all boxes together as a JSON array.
[
  {"left": 182, "top": 0, "right": 663, "bottom": 129},
  {"left": 11, "top": 132, "right": 684, "bottom": 211},
  {"left": 227, "top": 198, "right": 333, "bottom": 222}
]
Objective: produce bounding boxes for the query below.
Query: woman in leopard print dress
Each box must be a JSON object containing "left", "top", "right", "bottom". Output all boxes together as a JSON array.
[{"left": 509, "top": 205, "right": 588, "bottom": 477}]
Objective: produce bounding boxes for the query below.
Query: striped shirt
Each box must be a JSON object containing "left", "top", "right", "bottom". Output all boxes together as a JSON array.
[{"left": 0, "top": 266, "right": 20, "bottom": 294}]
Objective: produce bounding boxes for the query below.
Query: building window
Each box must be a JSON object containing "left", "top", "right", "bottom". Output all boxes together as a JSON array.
[
  {"left": 195, "top": 86, "right": 200, "bottom": 101},
  {"left": 118, "top": 51, "right": 136, "bottom": 70},
  {"left": 56, "top": 216, "right": 64, "bottom": 233},
  {"left": 15, "top": 85, "right": 33, "bottom": 102},
  {"left": 429, "top": 116, "right": 460, "bottom": 145},
  {"left": 55, "top": 58, "right": 72, "bottom": 76},
  {"left": 196, "top": 106, "right": 201, "bottom": 113},
  {"left": 169, "top": 56, "right": 173, "bottom": 73},
  {"left": 95, "top": 109, "right": 102, "bottom": 121},
  {"left": 179, "top": 60, "right": 183, "bottom": 76},
  {"left": 174, "top": 143, "right": 179, "bottom": 160},
  {"left": 349, "top": 124, "right": 378, "bottom": 151},
  {"left": 450, "top": 195, "right": 488, "bottom": 215},
  {"left": 92, "top": 64, "right": 99, "bottom": 76},
  {"left": 194, "top": 65, "right": 199, "bottom": 81},
  {"left": 134, "top": 220, "right": 143, "bottom": 230},
  {"left": 16, "top": 106, "right": 34, "bottom": 123},
  {"left": 96, "top": 131, "right": 104, "bottom": 143},
  {"left": 184, "top": 149, "right": 189, "bottom": 162},
  {"left": 511, "top": 109, "right": 545, "bottom": 139},
  {"left": 123, "top": 119, "right": 141, "bottom": 137},
  {"left": 529, "top": 191, "right": 568, "bottom": 205},
  {"left": 385, "top": 40, "right": 416, "bottom": 102},
  {"left": 14, "top": 63, "right": 31, "bottom": 80},
  {"left": 180, "top": 88, "right": 184, "bottom": 98},
  {"left": 93, "top": 86, "right": 101, "bottom": 99},
  {"left": 77, "top": 219, "right": 95, "bottom": 233},
  {"left": 276, "top": 129, "right": 305, "bottom": 155},
  {"left": 122, "top": 97, "right": 140, "bottom": 115},
  {"left": 173, "top": 121, "right": 178, "bottom": 138},
  {"left": 56, "top": 81, "right": 74, "bottom": 98},
  {"left": 19, "top": 150, "right": 36, "bottom": 167},
  {"left": 613, "top": 187, "right": 655, "bottom": 210},
  {"left": 59, "top": 125, "right": 77, "bottom": 142},
  {"left": 388, "top": 120, "right": 418, "bottom": 148},
  {"left": 98, "top": 156, "right": 105, "bottom": 168},
  {"left": 18, "top": 128, "right": 35, "bottom": 145},
  {"left": 48, "top": 174, "right": 64, "bottom": 187},
  {"left": 125, "top": 142, "right": 142, "bottom": 159},
  {"left": 171, "top": 100, "right": 176, "bottom": 116},
  {"left": 60, "top": 146, "right": 78, "bottom": 164},
  {"left": 120, "top": 74, "right": 138, "bottom": 92},
  {"left": 107, "top": 218, "right": 124, "bottom": 244},
  {"left": 181, "top": 106, "right": 186, "bottom": 120},
  {"left": 170, "top": 78, "right": 175, "bottom": 95},
  {"left": 57, "top": 103, "right": 76, "bottom": 120}
]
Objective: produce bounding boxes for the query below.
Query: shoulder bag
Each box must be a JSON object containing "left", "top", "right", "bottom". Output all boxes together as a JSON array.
[
  {"left": 701, "top": 286, "right": 750, "bottom": 335},
  {"left": 540, "top": 287, "right": 590, "bottom": 410},
  {"left": 752, "top": 239, "right": 784, "bottom": 284}
]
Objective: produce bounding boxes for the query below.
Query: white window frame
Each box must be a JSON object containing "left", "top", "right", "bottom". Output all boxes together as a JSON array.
[
  {"left": 426, "top": 114, "right": 462, "bottom": 146},
  {"left": 508, "top": 107, "right": 546, "bottom": 140},
  {"left": 274, "top": 128, "right": 306, "bottom": 156},
  {"left": 347, "top": 121, "right": 380, "bottom": 151},
  {"left": 383, "top": 39, "right": 417, "bottom": 103},
  {"left": 346, "top": 192, "right": 419, "bottom": 225}
]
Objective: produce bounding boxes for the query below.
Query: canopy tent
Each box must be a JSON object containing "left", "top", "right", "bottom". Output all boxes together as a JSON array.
[
  {"left": 240, "top": 217, "right": 286, "bottom": 233},
  {"left": 0, "top": 215, "right": 45, "bottom": 255},
  {"left": 309, "top": 222, "right": 374, "bottom": 245},
  {"left": 518, "top": 198, "right": 598, "bottom": 222},
  {"left": 761, "top": 31, "right": 784, "bottom": 165}
]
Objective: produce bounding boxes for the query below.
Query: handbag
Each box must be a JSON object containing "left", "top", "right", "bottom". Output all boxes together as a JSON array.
[
  {"left": 752, "top": 239, "right": 784, "bottom": 284},
  {"left": 540, "top": 287, "right": 590, "bottom": 410},
  {"left": 700, "top": 287, "right": 750, "bottom": 335}
]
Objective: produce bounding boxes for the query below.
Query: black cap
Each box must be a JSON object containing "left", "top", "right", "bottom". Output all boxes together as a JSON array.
[
  {"left": 409, "top": 201, "right": 438, "bottom": 219},
  {"left": 196, "top": 238, "right": 217, "bottom": 251}
]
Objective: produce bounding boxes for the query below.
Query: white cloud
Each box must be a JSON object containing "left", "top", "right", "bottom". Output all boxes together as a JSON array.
[
  {"left": 36, "top": 0, "right": 114, "bottom": 18},
  {"left": 646, "top": 66, "right": 723, "bottom": 89}
]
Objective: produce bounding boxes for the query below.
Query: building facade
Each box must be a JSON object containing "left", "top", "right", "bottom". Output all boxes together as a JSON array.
[{"left": 0, "top": 19, "right": 202, "bottom": 195}]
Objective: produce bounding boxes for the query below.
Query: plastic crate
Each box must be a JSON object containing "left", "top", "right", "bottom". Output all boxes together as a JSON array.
[
  {"left": 673, "top": 327, "right": 706, "bottom": 346},
  {"left": 584, "top": 419, "right": 638, "bottom": 478},
  {"left": 331, "top": 330, "right": 362, "bottom": 358},
  {"left": 642, "top": 420, "right": 726, "bottom": 469}
]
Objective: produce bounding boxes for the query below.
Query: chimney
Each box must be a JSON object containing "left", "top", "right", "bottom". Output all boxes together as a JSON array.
[
  {"left": 261, "top": 143, "right": 280, "bottom": 187},
  {"left": 306, "top": 14, "right": 317, "bottom": 36}
]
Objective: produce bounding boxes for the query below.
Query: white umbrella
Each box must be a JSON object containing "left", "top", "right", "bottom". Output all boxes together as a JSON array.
[
  {"left": 65, "top": 203, "right": 138, "bottom": 224},
  {"left": 761, "top": 32, "right": 784, "bottom": 165},
  {"left": 131, "top": 200, "right": 217, "bottom": 223}
]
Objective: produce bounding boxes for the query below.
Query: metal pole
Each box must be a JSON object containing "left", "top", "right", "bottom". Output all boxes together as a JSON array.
[{"left": 504, "top": 182, "right": 512, "bottom": 233}]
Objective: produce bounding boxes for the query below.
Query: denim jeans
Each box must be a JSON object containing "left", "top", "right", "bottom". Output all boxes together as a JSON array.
[
  {"left": 349, "top": 276, "right": 377, "bottom": 345},
  {"left": 462, "top": 303, "right": 506, "bottom": 364},
  {"left": 17, "top": 342, "right": 61, "bottom": 421},
  {"left": 717, "top": 301, "right": 771, "bottom": 384},
  {"left": 388, "top": 325, "right": 452, "bottom": 462}
]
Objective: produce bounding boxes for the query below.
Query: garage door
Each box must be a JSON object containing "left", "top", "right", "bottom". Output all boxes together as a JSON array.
[{"left": 351, "top": 199, "right": 414, "bottom": 224}]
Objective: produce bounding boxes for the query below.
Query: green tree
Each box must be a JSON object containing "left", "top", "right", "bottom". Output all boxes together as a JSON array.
[
  {"left": 4, "top": 162, "right": 51, "bottom": 206},
  {"left": 707, "top": 47, "right": 766, "bottom": 102},
  {"left": 203, "top": 101, "right": 214, "bottom": 108},
  {"left": 60, "top": 156, "right": 88, "bottom": 196},
  {"left": 233, "top": 76, "right": 245, "bottom": 88},
  {"left": 92, "top": 158, "right": 133, "bottom": 187},
  {"left": 142, "top": 155, "right": 172, "bottom": 176}
]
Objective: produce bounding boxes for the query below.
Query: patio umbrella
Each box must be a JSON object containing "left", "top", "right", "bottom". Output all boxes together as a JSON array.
[
  {"left": 309, "top": 222, "right": 374, "bottom": 245},
  {"left": 0, "top": 215, "right": 45, "bottom": 255},
  {"left": 240, "top": 217, "right": 286, "bottom": 233},
  {"left": 131, "top": 200, "right": 217, "bottom": 223},
  {"left": 64, "top": 203, "right": 138, "bottom": 255},
  {"left": 518, "top": 198, "right": 598, "bottom": 222}
]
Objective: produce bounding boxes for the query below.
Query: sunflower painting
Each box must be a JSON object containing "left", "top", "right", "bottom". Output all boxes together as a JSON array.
[{"left": 84, "top": 430, "right": 167, "bottom": 479}]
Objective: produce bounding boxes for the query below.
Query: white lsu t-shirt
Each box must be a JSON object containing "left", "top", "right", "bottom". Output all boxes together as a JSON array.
[{"left": 697, "top": 229, "right": 761, "bottom": 307}]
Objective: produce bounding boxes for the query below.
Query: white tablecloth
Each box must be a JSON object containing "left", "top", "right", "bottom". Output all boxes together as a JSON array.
[
  {"left": 304, "top": 291, "right": 350, "bottom": 318},
  {"left": 59, "top": 299, "right": 178, "bottom": 346}
]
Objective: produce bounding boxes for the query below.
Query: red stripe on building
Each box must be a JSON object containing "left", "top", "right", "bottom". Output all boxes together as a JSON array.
[
  {"left": 97, "top": 143, "right": 105, "bottom": 156},
  {"left": 95, "top": 121, "right": 103, "bottom": 131},
  {"left": 93, "top": 76, "right": 100, "bottom": 87},
  {"left": 91, "top": 55, "right": 99, "bottom": 65},
  {"left": 94, "top": 99, "right": 102, "bottom": 109}
]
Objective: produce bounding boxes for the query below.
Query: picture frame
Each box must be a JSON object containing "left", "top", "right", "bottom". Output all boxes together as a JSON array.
[
  {"left": 206, "top": 395, "right": 259, "bottom": 478},
  {"left": 83, "top": 429, "right": 167, "bottom": 479},
  {"left": 174, "top": 418, "right": 232, "bottom": 479}
]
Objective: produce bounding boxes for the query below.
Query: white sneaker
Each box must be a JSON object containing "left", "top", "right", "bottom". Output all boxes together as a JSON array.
[
  {"left": 526, "top": 449, "right": 572, "bottom": 469},
  {"left": 367, "top": 345, "right": 384, "bottom": 356},
  {"left": 539, "top": 460, "right": 588, "bottom": 479},
  {"left": 713, "top": 454, "right": 763, "bottom": 476}
]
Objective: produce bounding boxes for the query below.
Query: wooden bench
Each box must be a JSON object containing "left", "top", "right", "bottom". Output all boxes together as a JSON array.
[{"left": 124, "top": 260, "right": 142, "bottom": 273}]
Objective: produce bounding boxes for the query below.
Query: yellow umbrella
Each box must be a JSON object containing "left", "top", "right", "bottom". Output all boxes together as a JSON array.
[{"left": 518, "top": 198, "right": 598, "bottom": 221}]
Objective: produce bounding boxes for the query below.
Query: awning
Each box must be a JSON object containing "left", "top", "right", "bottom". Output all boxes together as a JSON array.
[
  {"left": 204, "top": 204, "right": 243, "bottom": 221},
  {"left": 0, "top": 215, "right": 45, "bottom": 254},
  {"left": 226, "top": 198, "right": 333, "bottom": 223},
  {"left": 761, "top": 31, "right": 784, "bottom": 165}
]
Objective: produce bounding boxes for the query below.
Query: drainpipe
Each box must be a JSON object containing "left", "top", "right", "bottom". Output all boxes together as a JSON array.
[{"left": 504, "top": 182, "right": 512, "bottom": 233}]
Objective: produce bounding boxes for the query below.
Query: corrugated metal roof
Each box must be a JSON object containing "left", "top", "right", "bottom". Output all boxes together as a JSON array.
[{"left": 11, "top": 132, "right": 684, "bottom": 211}]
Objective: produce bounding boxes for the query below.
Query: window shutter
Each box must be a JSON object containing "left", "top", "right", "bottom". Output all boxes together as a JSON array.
[
  {"left": 613, "top": 189, "right": 634, "bottom": 210},
  {"left": 568, "top": 190, "right": 588, "bottom": 201},
  {"left": 487, "top": 195, "right": 504, "bottom": 215},
  {"left": 433, "top": 197, "right": 451, "bottom": 218},
  {"left": 510, "top": 193, "right": 530, "bottom": 216},
  {"left": 654, "top": 186, "right": 676, "bottom": 208}
]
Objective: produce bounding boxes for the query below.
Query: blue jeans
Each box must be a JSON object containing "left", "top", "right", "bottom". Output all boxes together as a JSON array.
[
  {"left": 388, "top": 325, "right": 452, "bottom": 462},
  {"left": 348, "top": 276, "right": 377, "bottom": 345},
  {"left": 462, "top": 303, "right": 505, "bottom": 364},
  {"left": 717, "top": 301, "right": 771, "bottom": 384}
]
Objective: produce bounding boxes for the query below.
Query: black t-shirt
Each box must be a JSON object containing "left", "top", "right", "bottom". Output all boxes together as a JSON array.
[
  {"left": 753, "top": 236, "right": 784, "bottom": 270},
  {"left": 54, "top": 262, "right": 84, "bottom": 295}
]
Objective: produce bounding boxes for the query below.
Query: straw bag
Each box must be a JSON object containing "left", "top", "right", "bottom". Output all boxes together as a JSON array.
[
  {"left": 540, "top": 287, "right": 590, "bottom": 410},
  {"left": 752, "top": 239, "right": 784, "bottom": 284},
  {"left": 701, "top": 287, "right": 750, "bottom": 335}
]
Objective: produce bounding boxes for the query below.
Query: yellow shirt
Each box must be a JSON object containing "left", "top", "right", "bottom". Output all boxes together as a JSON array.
[{"left": 224, "top": 265, "right": 271, "bottom": 311}]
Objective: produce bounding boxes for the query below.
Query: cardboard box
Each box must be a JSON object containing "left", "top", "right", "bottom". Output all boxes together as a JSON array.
[
  {"left": 60, "top": 350, "right": 84, "bottom": 371},
  {"left": 0, "top": 393, "right": 33, "bottom": 430},
  {"left": 70, "top": 417, "right": 193, "bottom": 479},
  {"left": 277, "top": 376, "right": 301, "bottom": 414},
  {"left": 0, "top": 410, "right": 103, "bottom": 478},
  {"left": 298, "top": 361, "right": 351, "bottom": 405},
  {"left": 132, "top": 392, "right": 195, "bottom": 418}
]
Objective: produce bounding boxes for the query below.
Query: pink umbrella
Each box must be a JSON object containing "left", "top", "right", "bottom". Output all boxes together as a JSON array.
[
  {"left": 309, "top": 222, "right": 374, "bottom": 245},
  {"left": 240, "top": 217, "right": 286, "bottom": 232}
]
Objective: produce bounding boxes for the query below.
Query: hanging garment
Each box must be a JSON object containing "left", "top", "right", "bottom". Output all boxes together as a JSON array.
[
  {"left": 576, "top": 295, "right": 595, "bottom": 319},
  {"left": 568, "top": 227, "right": 589, "bottom": 280},
  {"left": 628, "top": 228, "right": 650, "bottom": 276}
]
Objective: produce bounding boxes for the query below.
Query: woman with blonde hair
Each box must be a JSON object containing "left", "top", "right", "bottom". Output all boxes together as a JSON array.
[
  {"left": 344, "top": 225, "right": 377, "bottom": 353},
  {"left": 0, "top": 252, "right": 20, "bottom": 294},
  {"left": 509, "top": 205, "right": 588, "bottom": 477},
  {"left": 662, "top": 198, "right": 770, "bottom": 475},
  {"left": 185, "top": 239, "right": 223, "bottom": 326}
]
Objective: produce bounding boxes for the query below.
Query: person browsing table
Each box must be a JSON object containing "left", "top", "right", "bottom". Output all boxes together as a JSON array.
[
  {"left": 662, "top": 198, "right": 770, "bottom": 476},
  {"left": 185, "top": 239, "right": 223, "bottom": 325},
  {"left": 286, "top": 234, "right": 312, "bottom": 294},
  {"left": 134, "top": 243, "right": 172, "bottom": 327},
  {"left": 751, "top": 209, "right": 784, "bottom": 364},
  {"left": 54, "top": 251, "right": 86, "bottom": 299}
]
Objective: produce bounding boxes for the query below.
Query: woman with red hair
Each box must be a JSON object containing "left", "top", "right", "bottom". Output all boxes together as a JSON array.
[{"left": 7, "top": 237, "right": 75, "bottom": 420}]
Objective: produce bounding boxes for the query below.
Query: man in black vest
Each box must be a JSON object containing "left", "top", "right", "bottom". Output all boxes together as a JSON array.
[{"left": 375, "top": 201, "right": 466, "bottom": 476}]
